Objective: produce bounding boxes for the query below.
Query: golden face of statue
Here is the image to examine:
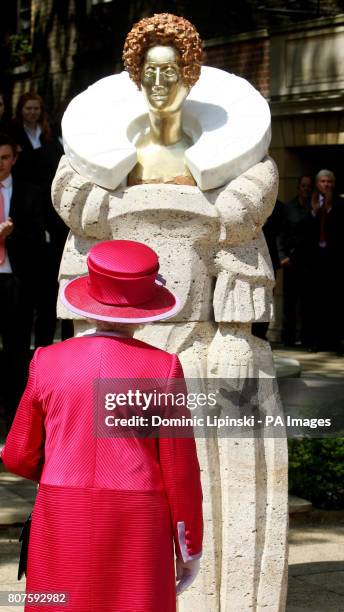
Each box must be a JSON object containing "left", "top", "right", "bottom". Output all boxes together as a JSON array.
[{"left": 141, "top": 45, "right": 190, "bottom": 113}]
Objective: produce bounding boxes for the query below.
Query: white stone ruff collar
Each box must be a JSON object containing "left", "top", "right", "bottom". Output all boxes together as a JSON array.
[{"left": 62, "top": 66, "right": 271, "bottom": 192}]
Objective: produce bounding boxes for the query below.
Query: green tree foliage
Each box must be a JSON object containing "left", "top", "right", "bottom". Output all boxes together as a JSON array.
[
  {"left": 9, "top": 34, "right": 32, "bottom": 66},
  {"left": 288, "top": 438, "right": 344, "bottom": 509}
]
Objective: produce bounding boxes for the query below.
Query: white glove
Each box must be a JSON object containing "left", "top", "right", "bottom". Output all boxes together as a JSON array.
[{"left": 176, "top": 558, "right": 200, "bottom": 595}]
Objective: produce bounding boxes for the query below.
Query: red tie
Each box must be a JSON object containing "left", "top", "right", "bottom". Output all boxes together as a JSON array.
[{"left": 0, "top": 183, "right": 6, "bottom": 264}]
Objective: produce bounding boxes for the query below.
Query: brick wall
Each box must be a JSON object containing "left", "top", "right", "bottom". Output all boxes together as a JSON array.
[{"left": 204, "top": 35, "right": 270, "bottom": 98}]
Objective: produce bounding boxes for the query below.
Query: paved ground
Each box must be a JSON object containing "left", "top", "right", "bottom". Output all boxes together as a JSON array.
[
  {"left": 287, "top": 523, "right": 344, "bottom": 611},
  {"left": 1, "top": 511, "right": 343, "bottom": 611},
  {"left": 274, "top": 345, "right": 344, "bottom": 379},
  {"left": 276, "top": 345, "right": 344, "bottom": 611},
  {"left": 0, "top": 345, "right": 343, "bottom": 610}
]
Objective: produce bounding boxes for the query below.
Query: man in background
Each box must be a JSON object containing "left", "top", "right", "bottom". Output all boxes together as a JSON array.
[
  {"left": 308, "top": 170, "right": 343, "bottom": 353},
  {"left": 0, "top": 133, "right": 45, "bottom": 430},
  {"left": 252, "top": 198, "right": 284, "bottom": 341},
  {"left": 277, "top": 175, "right": 313, "bottom": 347}
]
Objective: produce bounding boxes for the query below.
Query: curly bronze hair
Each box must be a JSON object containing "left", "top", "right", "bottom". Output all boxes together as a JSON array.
[{"left": 123, "top": 13, "right": 203, "bottom": 89}]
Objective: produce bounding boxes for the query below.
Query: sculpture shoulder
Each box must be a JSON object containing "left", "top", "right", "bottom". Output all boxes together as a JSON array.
[{"left": 52, "top": 155, "right": 278, "bottom": 242}]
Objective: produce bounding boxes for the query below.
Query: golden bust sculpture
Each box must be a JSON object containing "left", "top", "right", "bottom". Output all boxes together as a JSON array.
[{"left": 123, "top": 13, "right": 203, "bottom": 186}]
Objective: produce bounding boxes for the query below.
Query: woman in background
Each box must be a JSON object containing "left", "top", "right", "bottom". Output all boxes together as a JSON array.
[{"left": 11, "top": 92, "right": 70, "bottom": 346}]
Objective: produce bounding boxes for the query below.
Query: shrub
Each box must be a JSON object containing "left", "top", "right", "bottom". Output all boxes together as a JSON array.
[{"left": 288, "top": 438, "right": 344, "bottom": 509}]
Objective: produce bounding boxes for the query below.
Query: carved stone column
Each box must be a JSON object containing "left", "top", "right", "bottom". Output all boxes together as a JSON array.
[{"left": 52, "top": 154, "right": 288, "bottom": 611}]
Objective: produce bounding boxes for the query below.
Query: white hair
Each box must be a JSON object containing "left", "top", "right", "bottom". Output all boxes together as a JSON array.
[
  {"left": 88, "top": 319, "right": 143, "bottom": 335},
  {"left": 315, "top": 169, "right": 335, "bottom": 181}
]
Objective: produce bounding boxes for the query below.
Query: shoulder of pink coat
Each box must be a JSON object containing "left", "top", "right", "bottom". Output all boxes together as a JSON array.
[{"left": 34, "top": 335, "right": 180, "bottom": 375}]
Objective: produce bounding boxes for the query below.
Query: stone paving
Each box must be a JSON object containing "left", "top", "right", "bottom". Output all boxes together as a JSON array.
[
  {"left": 1, "top": 511, "right": 343, "bottom": 611},
  {"left": 287, "top": 525, "right": 344, "bottom": 611},
  {"left": 274, "top": 346, "right": 344, "bottom": 379},
  {"left": 277, "top": 345, "right": 344, "bottom": 611}
]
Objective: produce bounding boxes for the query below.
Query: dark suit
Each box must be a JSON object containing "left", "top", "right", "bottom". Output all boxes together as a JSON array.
[
  {"left": 10, "top": 124, "right": 63, "bottom": 186},
  {"left": 10, "top": 124, "right": 67, "bottom": 250},
  {"left": 10, "top": 124, "right": 69, "bottom": 345},
  {"left": 1, "top": 178, "right": 45, "bottom": 428},
  {"left": 6, "top": 179, "right": 46, "bottom": 277},
  {"left": 307, "top": 197, "right": 344, "bottom": 350},
  {"left": 252, "top": 199, "right": 284, "bottom": 341},
  {"left": 277, "top": 197, "right": 314, "bottom": 346}
]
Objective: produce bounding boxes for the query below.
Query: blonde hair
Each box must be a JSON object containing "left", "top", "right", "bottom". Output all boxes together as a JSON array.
[{"left": 90, "top": 320, "right": 143, "bottom": 336}]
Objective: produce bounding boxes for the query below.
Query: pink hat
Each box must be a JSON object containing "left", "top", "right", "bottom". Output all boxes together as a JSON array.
[{"left": 60, "top": 240, "right": 181, "bottom": 323}]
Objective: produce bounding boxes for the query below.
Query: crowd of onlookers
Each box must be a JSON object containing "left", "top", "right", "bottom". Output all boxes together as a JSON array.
[
  {"left": 0, "top": 90, "right": 71, "bottom": 432},
  {"left": 254, "top": 170, "right": 343, "bottom": 356}
]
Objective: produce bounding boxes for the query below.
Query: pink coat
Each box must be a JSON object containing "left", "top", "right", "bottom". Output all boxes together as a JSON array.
[{"left": 2, "top": 332, "right": 203, "bottom": 612}]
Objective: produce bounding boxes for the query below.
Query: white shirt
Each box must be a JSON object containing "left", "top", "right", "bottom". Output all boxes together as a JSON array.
[
  {"left": 24, "top": 124, "right": 42, "bottom": 149},
  {"left": 0, "top": 174, "right": 13, "bottom": 273}
]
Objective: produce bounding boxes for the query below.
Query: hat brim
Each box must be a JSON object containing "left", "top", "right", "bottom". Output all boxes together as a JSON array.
[{"left": 60, "top": 275, "right": 181, "bottom": 323}]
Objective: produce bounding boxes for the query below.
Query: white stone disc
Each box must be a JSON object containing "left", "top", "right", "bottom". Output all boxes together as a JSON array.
[{"left": 62, "top": 66, "right": 271, "bottom": 191}]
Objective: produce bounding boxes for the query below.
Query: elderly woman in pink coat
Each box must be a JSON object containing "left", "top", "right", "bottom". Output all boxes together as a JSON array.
[{"left": 1, "top": 239, "right": 203, "bottom": 612}]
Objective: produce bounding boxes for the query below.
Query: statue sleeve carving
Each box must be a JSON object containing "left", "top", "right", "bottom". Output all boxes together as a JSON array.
[
  {"left": 214, "top": 157, "right": 279, "bottom": 245},
  {"left": 52, "top": 156, "right": 112, "bottom": 240},
  {"left": 212, "top": 157, "right": 278, "bottom": 323}
]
